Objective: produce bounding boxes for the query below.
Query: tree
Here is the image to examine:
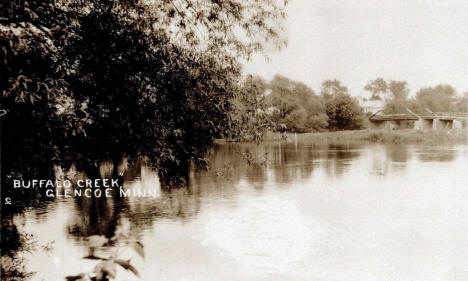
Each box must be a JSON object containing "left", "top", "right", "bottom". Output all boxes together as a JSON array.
[
  {"left": 380, "top": 80, "right": 410, "bottom": 114},
  {"left": 364, "top": 78, "right": 411, "bottom": 114},
  {"left": 388, "top": 80, "right": 409, "bottom": 101},
  {"left": 320, "top": 79, "right": 348, "bottom": 99},
  {"left": 323, "top": 81, "right": 364, "bottom": 130},
  {"left": 454, "top": 92, "right": 468, "bottom": 112},
  {"left": 268, "top": 75, "right": 328, "bottom": 133},
  {"left": 116, "top": 0, "right": 288, "bottom": 60},
  {"left": 1, "top": 0, "right": 84, "bottom": 180},
  {"left": 364, "top": 78, "right": 387, "bottom": 100},
  {"left": 415, "top": 84, "right": 458, "bottom": 113},
  {"left": 229, "top": 75, "right": 274, "bottom": 141},
  {"left": 365, "top": 78, "right": 409, "bottom": 101},
  {"left": 59, "top": 3, "right": 245, "bottom": 181},
  {"left": 1, "top": 0, "right": 288, "bottom": 183}
]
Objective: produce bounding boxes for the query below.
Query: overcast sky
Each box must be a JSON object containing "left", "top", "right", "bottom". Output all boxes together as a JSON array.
[{"left": 243, "top": 0, "right": 468, "bottom": 97}]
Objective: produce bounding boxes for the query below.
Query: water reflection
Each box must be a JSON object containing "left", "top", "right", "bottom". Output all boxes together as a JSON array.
[
  {"left": 11, "top": 143, "right": 468, "bottom": 281},
  {"left": 415, "top": 147, "right": 457, "bottom": 162}
]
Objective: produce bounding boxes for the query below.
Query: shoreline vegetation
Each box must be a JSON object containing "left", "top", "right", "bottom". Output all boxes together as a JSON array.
[{"left": 218, "top": 129, "right": 468, "bottom": 145}]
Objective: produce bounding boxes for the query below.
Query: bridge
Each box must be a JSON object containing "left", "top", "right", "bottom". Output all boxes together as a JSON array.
[{"left": 369, "top": 110, "right": 468, "bottom": 130}]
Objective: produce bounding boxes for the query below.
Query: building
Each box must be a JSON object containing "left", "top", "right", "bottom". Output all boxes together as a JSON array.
[{"left": 358, "top": 97, "right": 385, "bottom": 114}]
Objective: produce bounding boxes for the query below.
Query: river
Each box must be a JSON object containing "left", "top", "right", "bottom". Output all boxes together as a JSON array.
[{"left": 13, "top": 142, "right": 468, "bottom": 281}]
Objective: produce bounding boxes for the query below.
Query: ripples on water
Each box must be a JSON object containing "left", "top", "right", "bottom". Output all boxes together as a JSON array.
[{"left": 14, "top": 143, "right": 468, "bottom": 281}]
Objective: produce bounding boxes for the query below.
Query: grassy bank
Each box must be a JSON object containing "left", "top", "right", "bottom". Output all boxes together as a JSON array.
[{"left": 262, "top": 129, "right": 468, "bottom": 145}]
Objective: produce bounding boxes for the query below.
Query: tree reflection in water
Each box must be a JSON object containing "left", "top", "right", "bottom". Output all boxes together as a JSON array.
[{"left": 2, "top": 143, "right": 463, "bottom": 280}]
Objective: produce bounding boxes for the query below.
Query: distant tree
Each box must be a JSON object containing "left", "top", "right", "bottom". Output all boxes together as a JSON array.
[
  {"left": 388, "top": 80, "right": 409, "bottom": 100},
  {"left": 415, "top": 84, "right": 458, "bottom": 113},
  {"left": 320, "top": 79, "right": 348, "bottom": 99},
  {"left": 324, "top": 81, "right": 364, "bottom": 130},
  {"left": 383, "top": 99, "right": 411, "bottom": 114},
  {"left": 364, "top": 78, "right": 409, "bottom": 101},
  {"left": 364, "top": 79, "right": 410, "bottom": 114},
  {"left": 364, "top": 78, "right": 387, "bottom": 100},
  {"left": 268, "top": 75, "right": 328, "bottom": 132},
  {"left": 454, "top": 92, "right": 468, "bottom": 112},
  {"left": 380, "top": 80, "right": 410, "bottom": 114}
]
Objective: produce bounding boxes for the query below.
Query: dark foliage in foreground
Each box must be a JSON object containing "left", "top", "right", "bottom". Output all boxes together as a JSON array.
[{"left": 1, "top": 0, "right": 286, "bottom": 184}]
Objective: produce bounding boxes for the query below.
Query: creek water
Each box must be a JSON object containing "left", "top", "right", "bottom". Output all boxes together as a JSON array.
[{"left": 14, "top": 142, "right": 468, "bottom": 281}]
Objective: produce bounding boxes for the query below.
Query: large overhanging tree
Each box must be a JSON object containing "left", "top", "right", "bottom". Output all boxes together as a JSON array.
[{"left": 1, "top": 0, "right": 287, "bottom": 184}]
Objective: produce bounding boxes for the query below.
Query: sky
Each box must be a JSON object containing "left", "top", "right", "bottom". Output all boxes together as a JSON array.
[{"left": 243, "top": 0, "right": 468, "bottom": 97}]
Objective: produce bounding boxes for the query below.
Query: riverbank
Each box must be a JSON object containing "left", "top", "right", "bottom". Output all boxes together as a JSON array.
[{"left": 260, "top": 129, "right": 468, "bottom": 145}]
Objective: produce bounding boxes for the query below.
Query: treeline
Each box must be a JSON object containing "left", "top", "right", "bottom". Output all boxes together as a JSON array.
[
  {"left": 231, "top": 75, "right": 365, "bottom": 140},
  {"left": 231, "top": 75, "right": 467, "bottom": 139},
  {"left": 364, "top": 78, "right": 467, "bottom": 114}
]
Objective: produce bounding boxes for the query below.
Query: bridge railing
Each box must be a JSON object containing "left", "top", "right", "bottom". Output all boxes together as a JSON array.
[
  {"left": 434, "top": 112, "right": 468, "bottom": 118},
  {"left": 369, "top": 111, "right": 468, "bottom": 121}
]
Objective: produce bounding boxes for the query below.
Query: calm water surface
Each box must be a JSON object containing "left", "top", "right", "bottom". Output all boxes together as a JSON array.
[{"left": 15, "top": 143, "right": 468, "bottom": 281}]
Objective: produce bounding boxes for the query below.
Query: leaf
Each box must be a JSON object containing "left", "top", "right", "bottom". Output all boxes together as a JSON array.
[
  {"left": 65, "top": 275, "right": 81, "bottom": 281},
  {"left": 65, "top": 273, "right": 91, "bottom": 281},
  {"left": 83, "top": 254, "right": 107, "bottom": 260},
  {"left": 132, "top": 241, "right": 145, "bottom": 259},
  {"left": 114, "top": 259, "right": 140, "bottom": 277}
]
